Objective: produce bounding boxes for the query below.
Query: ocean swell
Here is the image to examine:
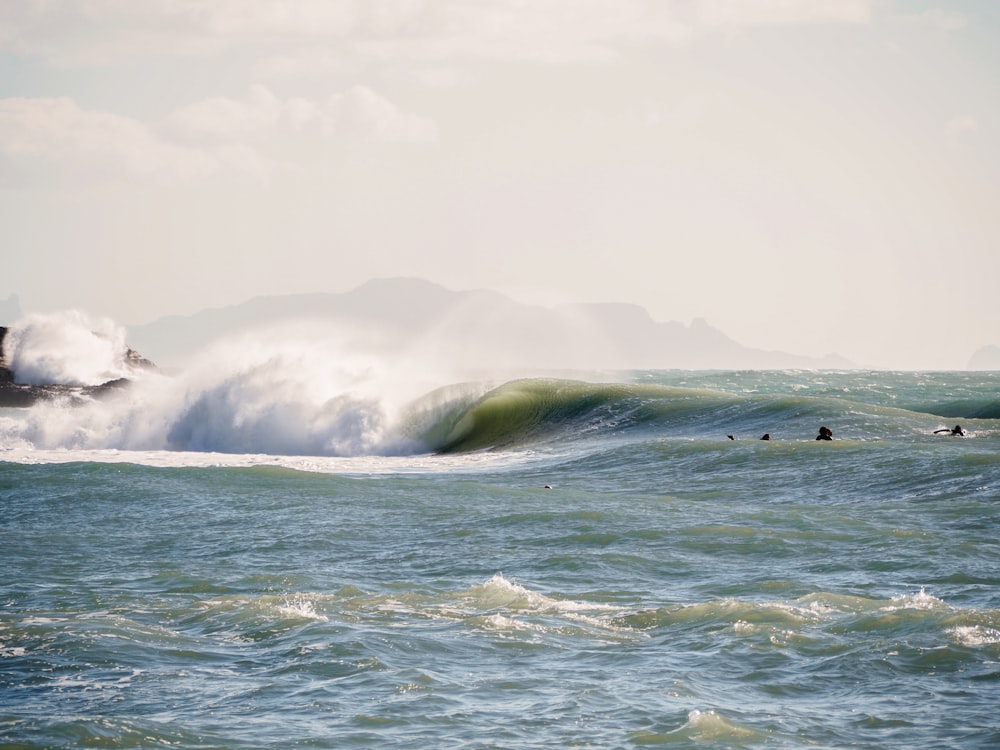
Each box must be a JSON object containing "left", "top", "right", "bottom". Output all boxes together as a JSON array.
[
  {"left": 3, "top": 368, "right": 997, "bottom": 456},
  {"left": 2, "top": 315, "right": 998, "bottom": 457}
]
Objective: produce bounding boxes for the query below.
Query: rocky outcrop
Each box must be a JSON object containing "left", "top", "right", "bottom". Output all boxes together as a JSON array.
[{"left": 0, "top": 326, "right": 154, "bottom": 407}]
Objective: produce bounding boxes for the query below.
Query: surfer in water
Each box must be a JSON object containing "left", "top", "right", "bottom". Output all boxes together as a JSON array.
[
  {"left": 934, "top": 424, "right": 966, "bottom": 436},
  {"left": 816, "top": 426, "right": 833, "bottom": 441},
  {"left": 726, "top": 434, "right": 771, "bottom": 440}
]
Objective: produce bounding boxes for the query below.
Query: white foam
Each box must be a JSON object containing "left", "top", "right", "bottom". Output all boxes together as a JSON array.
[
  {"left": 278, "top": 595, "right": 328, "bottom": 622},
  {"left": 1, "top": 315, "right": 484, "bottom": 457},
  {"left": 947, "top": 625, "right": 1000, "bottom": 647},
  {"left": 882, "top": 587, "right": 947, "bottom": 612},
  {"left": 5, "top": 311, "right": 132, "bottom": 386},
  {"left": 683, "top": 709, "right": 760, "bottom": 740},
  {"left": 465, "top": 574, "right": 636, "bottom": 640},
  {"left": 0, "top": 445, "right": 543, "bottom": 475},
  {"left": 20, "top": 616, "right": 64, "bottom": 625},
  {"left": 478, "top": 573, "right": 616, "bottom": 614},
  {"left": 479, "top": 612, "right": 545, "bottom": 633}
]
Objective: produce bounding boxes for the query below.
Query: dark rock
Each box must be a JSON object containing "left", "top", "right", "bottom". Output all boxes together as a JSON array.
[{"left": 125, "top": 347, "right": 156, "bottom": 370}]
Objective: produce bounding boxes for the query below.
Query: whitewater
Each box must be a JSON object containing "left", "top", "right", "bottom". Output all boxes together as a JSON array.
[{"left": 2, "top": 313, "right": 999, "bottom": 748}]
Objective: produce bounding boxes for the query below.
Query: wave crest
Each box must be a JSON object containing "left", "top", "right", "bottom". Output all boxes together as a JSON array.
[{"left": 2, "top": 322, "right": 468, "bottom": 456}]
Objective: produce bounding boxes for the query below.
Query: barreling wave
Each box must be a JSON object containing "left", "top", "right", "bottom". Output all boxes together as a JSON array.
[
  {"left": 2, "top": 312, "right": 998, "bottom": 457},
  {"left": 418, "top": 379, "right": 737, "bottom": 453},
  {"left": 902, "top": 398, "right": 1000, "bottom": 420},
  {"left": 419, "top": 376, "right": 999, "bottom": 453},
  {"left": 3, "top": 370, "right": 996, "bottom": 456}
]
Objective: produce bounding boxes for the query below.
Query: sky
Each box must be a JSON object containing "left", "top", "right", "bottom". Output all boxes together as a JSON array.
[{"left": 1, "top": 0, "right": 998, "bottom": 370}]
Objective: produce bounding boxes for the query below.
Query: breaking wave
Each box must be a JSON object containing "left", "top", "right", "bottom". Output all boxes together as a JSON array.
[
  {"left": 4, "top": 311, "right": 135, "bottom": 387},
  {"left": 2, "top": 313, "right": 998, "bottom": 457}
]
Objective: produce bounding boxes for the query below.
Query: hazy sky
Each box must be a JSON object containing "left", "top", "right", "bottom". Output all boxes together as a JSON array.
[{"left": 1, "top": 0, "right": 998, "bottom": 369}]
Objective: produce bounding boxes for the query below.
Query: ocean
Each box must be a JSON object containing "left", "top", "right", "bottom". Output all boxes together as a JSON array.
[{"left": 2, "top": 365, "right": 999, "bottom": 748}]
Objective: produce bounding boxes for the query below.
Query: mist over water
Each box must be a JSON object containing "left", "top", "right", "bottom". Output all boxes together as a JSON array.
[
  {"left": 3, "top": 311, "right": 1000, "bottom": 459},
  {"left": 3, "top": 313, "right": 486, "bottom": 455}
]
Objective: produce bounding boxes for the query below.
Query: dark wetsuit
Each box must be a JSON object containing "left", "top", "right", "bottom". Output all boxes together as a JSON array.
[{"left": 934, "top": 425, "right": 966, "bottom": 436}]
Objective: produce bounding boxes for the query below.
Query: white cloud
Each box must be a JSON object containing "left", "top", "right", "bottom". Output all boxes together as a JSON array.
[
  {"left": 0, "top": 1, "right": 212, "bottom": 65},
  {"left": 168, "top": 85, "right": 438, "bottom": 144},
  {"left": 0, "top": 0, "right": 367, "bottom": 64},
  {"left": 0, "top": 85, "right": 437, "bottom": 188},
  {"left": 0, "top": 96, "right": 222, "bottom": 185},
  {"left": 1, "top": 0, "right": 876, "bottom": 70},
  {"left": 251, "top": 2, "right": 689, "bottom": 78},
  {"left": 324, "top": 86, "right": 438, "bottom": 142},
  {"left": 0, "top": 1, "right": 435, "bottom": 65},
  {"left": 167, "top": 85, "right": 316, "bottom": 142}
]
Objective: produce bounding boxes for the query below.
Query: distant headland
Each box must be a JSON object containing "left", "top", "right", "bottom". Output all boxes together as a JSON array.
[
  {"left": 4, "top": 280, "right": 1000, "bottom": 382},
  {"left": 124, "top": 278, "right": 855, "bottom": 371}
]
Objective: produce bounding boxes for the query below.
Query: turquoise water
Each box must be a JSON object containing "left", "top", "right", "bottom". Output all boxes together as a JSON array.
[{"left": 2, "top": 370, "right": 999, "bottom": 748}]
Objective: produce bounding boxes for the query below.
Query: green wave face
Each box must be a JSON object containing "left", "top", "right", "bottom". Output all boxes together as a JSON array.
[
  {"left": 419, "top": 374, "right": 1000, "bottom": 454},
  {"left": 430, "top": 378, "right": 735, "bottom": 453}
]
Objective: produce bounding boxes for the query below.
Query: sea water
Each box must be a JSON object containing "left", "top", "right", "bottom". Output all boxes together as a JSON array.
[{"left": 2, "top": 367, "right": 999, "bottom": 748}]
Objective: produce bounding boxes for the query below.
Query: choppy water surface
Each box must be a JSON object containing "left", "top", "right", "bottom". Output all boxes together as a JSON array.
[{"left": 2, "top": 370, "right": 999, "bottom": 748}]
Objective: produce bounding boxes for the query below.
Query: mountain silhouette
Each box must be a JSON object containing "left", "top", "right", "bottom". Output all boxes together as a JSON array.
[{"left": 126, "top": 278, "right": 853, "bottom": 371}]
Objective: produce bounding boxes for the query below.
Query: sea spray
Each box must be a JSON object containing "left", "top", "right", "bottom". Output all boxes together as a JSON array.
[
  {"left": 4, "top": 311, "right": 132, "bottom": 386},
  {"left": 1, "top": 317, "right": 474, "bottom": 455},
  {"left": 3, "top": 317, "right": 999, "bottom": 458}
]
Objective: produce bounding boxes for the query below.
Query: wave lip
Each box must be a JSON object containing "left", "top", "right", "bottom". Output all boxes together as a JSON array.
[
  {"left": 432, "top": 378, "right": 739, "bottom": 453},
  {"left": 3, "top": 349, "right": 999, "bottom": 456}
]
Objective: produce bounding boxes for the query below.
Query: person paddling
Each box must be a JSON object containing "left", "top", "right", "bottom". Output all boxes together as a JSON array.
[{"left": 934, "top": 424, "right": 966, "bottom": 436}]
